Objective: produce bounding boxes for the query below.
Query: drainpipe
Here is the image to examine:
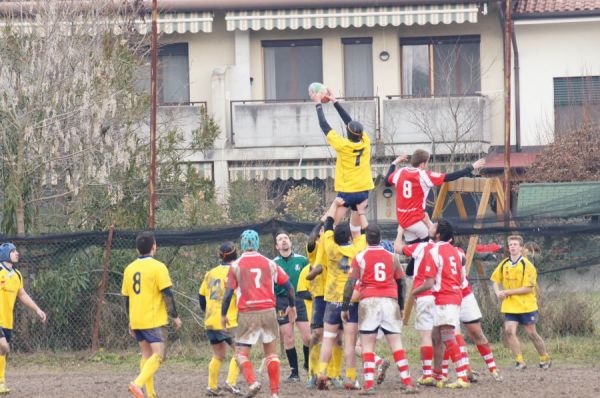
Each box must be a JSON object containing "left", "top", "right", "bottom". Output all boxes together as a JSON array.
[{"left": 511, "top": 7, "right": 522, "bottom": 152}]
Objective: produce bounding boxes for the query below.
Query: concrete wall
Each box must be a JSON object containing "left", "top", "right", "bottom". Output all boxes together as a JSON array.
[
  {"left": 231, "top": 100, "right": 377, "bottom": 147},
  {"left": 514, "top": 18, "right": 600, "bottom": 146}
]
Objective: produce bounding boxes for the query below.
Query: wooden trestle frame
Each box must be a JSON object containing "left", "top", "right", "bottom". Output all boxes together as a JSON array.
[{"left": 403, "top": 177, "right": 507, "bottom": 325}]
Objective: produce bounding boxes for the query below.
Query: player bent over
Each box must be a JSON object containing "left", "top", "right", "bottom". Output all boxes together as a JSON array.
[
  {"left": 312, "top": 89, "right": 374, "bottom": 223},
  {"left": 0, "top": 243, "right": 47, "bottom": 394},
  {"left": 491, "top": 235, "right": 551, "bottom": 370},
  {"left": 123, "top": 231, "right": 183, "bottom": 398},
  {"left": 342, "top": 225, "right": 417, "bottom": 394},
  {"left": 199, "top": 242, "right": 242, "bottom": 396},
  {"left": 221, "top": 230, "right": 297, "bottom": 398},
  {"left": 412, "top": 220, "right": 469, "bottom": 389}
]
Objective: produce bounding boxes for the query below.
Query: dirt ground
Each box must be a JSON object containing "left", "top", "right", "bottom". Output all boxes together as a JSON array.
[{"left": 5, "top": 362, "right": 600, "bottom": 398}]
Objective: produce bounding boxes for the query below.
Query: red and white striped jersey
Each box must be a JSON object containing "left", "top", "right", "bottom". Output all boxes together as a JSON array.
[
  {"left": 403, "top": 241, "right": 435, "bottom": 298},
  {"left": 350, "top": 246, "right": 404, "bottom": 300},
  {"left": 387, "top": 167, "right": 445, "bottom": 228},
  {"left": 227, "top": 251, "right": 289, "bottom": 312},
  {"left": 421, "top": 241, "right": 464, "bottom": 305}
]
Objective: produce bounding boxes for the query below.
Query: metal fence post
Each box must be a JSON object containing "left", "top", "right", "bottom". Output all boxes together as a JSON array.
[{"left": 91, "top": 225, "right": 115, "bottom": 352}]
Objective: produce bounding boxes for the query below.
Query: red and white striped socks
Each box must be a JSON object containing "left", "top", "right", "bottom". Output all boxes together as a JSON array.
[
  {"left": 455, "top": 334, "right": 471, "bottom": 373},
  {"left": 393, "top": 350, "right": 413, "bottom": 386},
  {"left": 420, "top": 346, "right": 433, "bottom": 378},
  {"left": 265, "top": 354, "right": 280, "bottom": 394},
  {"left": 476, "top": 343, "right": 497, "bottom": 373},
  {"left": 441, "top": 349, "right": 450, "bottom": 379},
  {"left": 444, "top": 342, "right": 469, "bottom": 383},
  {"left": 362, "top": 352, "right": 376, "bottom": 390}
]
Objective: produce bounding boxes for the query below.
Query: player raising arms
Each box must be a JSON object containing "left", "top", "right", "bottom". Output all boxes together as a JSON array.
[
  {"left": 221, "top": 230, "right": 297, "bottom": 398},
  {"left": 312, "top": 89, "right": 374, "bottom": 223},
  {"left": 342, "top": 224, "right": 416, "bottom": 394},
  {"left": 199, "top": 241, "right": 242, "bottom": 396},
  {"left": 385, "top": 150, "right": 485, "bottom": 250},
  {"left": 123, "top": 231, "right": 183, "bottom": 398},
  {"left": 412, "top": 220, "right": 470, "bottom": 389},
  {"left": 0, "top": 243, "right": 47, "bottom": 394}
]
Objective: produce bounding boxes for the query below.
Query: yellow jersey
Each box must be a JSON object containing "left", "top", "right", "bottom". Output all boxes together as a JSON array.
[
  {"left": 490, "top": 256, "right": 538, "bottom": 314},
  {"left": 0, "top": 265, "right": 23, "bottom": 329},
  {"left": 307, "top": 236, "right": 327, "bottom": 297},
  {"left": 121, "top": 256, "right": 173, "bottom": 330},
  {"left": 323, "top": 231, "right": 367, "bottom": 302},
  {"left": 327, "top": 130, "right": 374, "bottom": 193},
  {"left": 297, "top": 264, "right": 313, "bottom": 318},
  {"left": 199, "top": 264, "right": 239, "bottom": 330}
]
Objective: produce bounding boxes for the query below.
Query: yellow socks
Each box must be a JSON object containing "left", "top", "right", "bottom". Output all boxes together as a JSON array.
[
  {"left": 329, "top": 345, "right": 343, "bottom": 378},
  {"left": 0, "top": 355, "right": 6, "bottom": 382},
  {"left": 346, "top": 367, "right": 357, "bottom": 382},
  {"left": 516, "top": 354, "right": 525, "bottom": 364},
  {"left": 540, "top": 354, "right": 550, "bottom": 362},
  {"left": 134, "top": 354, "right": 162, "bottom": 387},
  {"left": 139, "top": 357, "right": 156, "bottom": 397},
  {"left": 226, "top": 357, "right": 239, "bottom": 386},
  {"left": 208, "top": 357, "right": 222, "bottom": 390},
  {"left": 309, "top": 344, "right": 320, "bottom": 376}
]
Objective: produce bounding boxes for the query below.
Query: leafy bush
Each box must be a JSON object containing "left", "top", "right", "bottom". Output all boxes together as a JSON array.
[{"left": 280, "top": 185, "right": 323, "bottom": 222}]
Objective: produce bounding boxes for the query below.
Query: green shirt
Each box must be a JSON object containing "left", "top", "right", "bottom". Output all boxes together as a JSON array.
[{"left": 274, "top": 253, "right": 309, "bottom": 297}]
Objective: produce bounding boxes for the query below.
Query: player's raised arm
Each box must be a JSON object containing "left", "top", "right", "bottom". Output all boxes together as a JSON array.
[
  {"left": 444, "top": 158, "right": 486, "bottom": 182},
  {"left": 315, "top": 103, "right": 333, "bottom": 135},
  {"left": 384, "top": 155, "right": 408, "bottom": 187}
]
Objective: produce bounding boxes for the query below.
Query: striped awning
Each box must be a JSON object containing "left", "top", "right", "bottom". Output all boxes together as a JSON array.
[
  {"left": 225, "top": 4, "right": 481, "bottom": 31},
  {"left": 0, "top": 12, "right": 213, "bottom": 36},
  {"left": 229, "top": 161, "right": 455, "bottom": 182}
]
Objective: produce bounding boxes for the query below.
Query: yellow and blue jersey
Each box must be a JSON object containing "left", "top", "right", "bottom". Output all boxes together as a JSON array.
[
  {"left": 323, "top": 231, "right": 367, "bottom": 302},
  {"left": 327, "top": 130, "right": 374, "bottom": 193},
  {"left": 199, "top": 264, "right": 238, "bottom": 330},
  {"left": 0, "top": 265, "right": 23, "bottom": 329}
]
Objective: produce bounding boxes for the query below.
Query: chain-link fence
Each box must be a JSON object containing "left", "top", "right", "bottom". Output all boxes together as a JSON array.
[{"left": 6, "top": 213, "right": 600, "bottom": 352}]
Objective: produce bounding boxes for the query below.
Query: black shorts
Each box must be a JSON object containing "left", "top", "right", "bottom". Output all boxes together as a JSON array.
[
  {"left": 324, "top": 302, "right": 359, "bottom": 325},
  {"left": 276, "top": 296, "right": 308, "bottom": 325},
  {"left": 337, "top": 191, "right": 369, "bottom": 211},
  {"left": 133, "top": 327, "right": 166, "bottom": 343},
  {"left": 206, "top": 329, "right": 234, "bottom": 345},
  {"left": 311, "top": 296, "right": 326, "bottom": 329},
  {"left": 0, "top": 328, "right": 12, "bottom": 343}
]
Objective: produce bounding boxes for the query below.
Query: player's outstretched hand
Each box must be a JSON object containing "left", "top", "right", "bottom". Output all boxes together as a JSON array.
[
  {"left": 334, "top": 197, "right": 345, "bottom": 207},
  {"left": 392, "top": 155, "right": 408, "bottom": 165},
  {"left": 128, "top": 327, "right": 135, "bottom": 338},
  {"left": 221, "top": 316, "right": 230, "bottom": 330},
  {"left": 37, "top": 309, "right": 47, "bottom": 323},
  {"left": 472, "top": 158, "right": 486, "bottom": 170},
  {"left": 341, "top": 310, "right": 349, "bottom": 323},
  {"left": 285, "top": 306, "right": 297, "bottom": 324},
  {"left": 324, "top": 89, "right": 337, "bottom": 103},
  {"left": 173, "top": 316, "right": 183, "bottom": 330}
]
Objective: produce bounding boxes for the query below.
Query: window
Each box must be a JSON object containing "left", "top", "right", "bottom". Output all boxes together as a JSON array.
[
  {"left": 554, "top": 76, "right": 600, "bottom": 134},
  {"left": 401, "top": 36, "right": 480, "bottom": 97},
  {"left": 137, "top": 43, "right": 190, "bottom": 104},
  {"left": 343, "top": 37, "right": 373, "bottom": 97},
  {"left": 263, "top": 39, "right": 322, "bottom": 100}
]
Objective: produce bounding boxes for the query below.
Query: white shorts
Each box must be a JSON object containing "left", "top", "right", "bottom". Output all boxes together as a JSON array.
[
  {"left": 433, "top": 304, "right": 460, "bottom": 329},
  {"left": 414, "top": 295, "right": 435, "bottom": 331},
  {"left": 460, "top": 293, "right": 483, "bottom": 324},
  {"left": 403, "top": 222, "right": 429, "bottom": 242},
  {"left": 359, "top": 297, "right": 403, "bottom": 334}
]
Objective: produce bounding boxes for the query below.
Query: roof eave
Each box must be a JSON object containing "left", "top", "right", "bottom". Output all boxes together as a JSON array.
[{"left": 513, "top": 9, "right": 600, "bottom": 20}]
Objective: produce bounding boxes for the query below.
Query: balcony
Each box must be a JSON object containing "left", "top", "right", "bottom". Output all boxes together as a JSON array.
[
  {"left": 228, "top": 96, "right": 490, "bottom": 155},
  {"left": 230, "top": 98, "right": 379, "bottom": 148},
  {"left": 157, "top": 101, "right": 207, "bottom": 143},
  {"left": 382, "top": 95, "right": 490, "bottom": 153}
]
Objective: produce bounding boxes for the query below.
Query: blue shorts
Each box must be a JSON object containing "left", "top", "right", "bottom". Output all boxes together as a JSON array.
[
  {"left": 504, "top": 311, "right": 539, "bottom": 325},
  {"left": 324, "top": 302, "right": 359, "bottom": 325},
  {"left": 311, "top": 296, "right": 326, "bottom": 329},
  {"left": 0, "top": 328, "right": 12, "bottom": 343},
  {"left": 133, "top": 327, "right": 166, "bottom": 343},
  {"left": 206, "top": 329, "right": 234, "bottom": 345},
  {"left": 336, "top": 191, "right": 369, "bottom": 211}
]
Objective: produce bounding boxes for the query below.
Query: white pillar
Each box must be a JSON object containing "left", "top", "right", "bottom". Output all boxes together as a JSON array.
[
  {"left": 211, "top": 66, "right": 231, "bottom": 203},
  {"left": 232, "top": 30, "right": 251, "bottom": 100}
]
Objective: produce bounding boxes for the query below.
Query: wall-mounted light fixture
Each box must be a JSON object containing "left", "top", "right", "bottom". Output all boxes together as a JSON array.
[{"left": 379, "top": 50, "right": 390, "bottom": 62}]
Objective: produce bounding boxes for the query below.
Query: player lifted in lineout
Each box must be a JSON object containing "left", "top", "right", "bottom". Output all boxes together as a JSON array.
[
  {"left": 311, "top": 85, "right": 374, "bottom": 223},
  {"left": 221, "top": 230, "right": 297, "bottom": 398},
  {"left": 385, "top": 149, "right": 485, "bottom": 250}
]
